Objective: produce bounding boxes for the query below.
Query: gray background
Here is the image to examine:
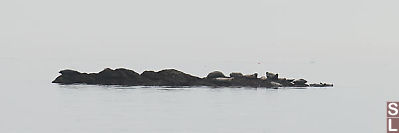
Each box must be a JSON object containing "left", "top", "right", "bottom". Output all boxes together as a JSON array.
[
  {"left": 0, "top": 0, "right": 398, "bottom": 132},
  {"left": 1, "top": 0, "right": 398, "bottom": 81}
]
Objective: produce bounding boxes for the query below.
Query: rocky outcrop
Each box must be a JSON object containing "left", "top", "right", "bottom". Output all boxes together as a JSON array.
[
  {"left": 52, "top": 68, "right": 147, "bottom": 85},
  {"left": 52, "top": 68, "right": 333, "bottom": 88},
  {"left": 206, "top": 71, "right": 227, "bottom": 79},
  {"left": 229, "top": 72, "right": 243, "bottom": 78},
  {"left": 141, "top": 69, "right": 202, "bottom": 86}
]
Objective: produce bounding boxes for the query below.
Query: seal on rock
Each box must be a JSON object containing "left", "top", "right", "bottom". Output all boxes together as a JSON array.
[
  {"left": 266, "top": 72, "right": 278, "bottom": 80},
  {"left": 206, "top": 71, "right": 226, "bottom": 79}
]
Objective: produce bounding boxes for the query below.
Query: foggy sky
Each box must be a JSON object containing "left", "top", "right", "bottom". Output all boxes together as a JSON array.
[{"left": 1, "top": 0, "right": 398, "bottom": 85}]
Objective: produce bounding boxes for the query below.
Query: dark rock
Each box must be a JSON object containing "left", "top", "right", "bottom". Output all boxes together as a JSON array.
[
  {"left": 95, "top": 68, "right": 143, "bottom": 85},
  {"left": 293, "top": 79, "right": 308, "bottom": 87},
  {"left": 141, "top": 71, "right": 160, "bottom": 80},
  {"left": 52, "top": 68, "right": 332, "bottom": 89},
  {"left": 155, "top": 69, "right": 202, "bottom": 86},
  {"left": 141, "top": 69, "right": 202, "bottom": 86},
  {"left": 206, "top": 71, "right": 226, "bottom": 79},
  {"left": 52, "top": 69, "right": 95, "bottom": 84},
  {"left": 230, "top": 76, "right": 272, "bottom": 88},
  {"left": 59, "top": 69, "right": 81, "bottom": 75},
  {"left": 310, "top": 83, "right": 333, "bottom": 87},
  {"left": 293, "top": 79, "right": 307, "bottom": 84},
  {"left": 229, "top": 72, "right": 243, "bottom": 78}
]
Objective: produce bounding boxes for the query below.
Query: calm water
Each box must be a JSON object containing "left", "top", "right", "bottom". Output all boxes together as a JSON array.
[{"left": 0, "top": 58, "right": 397, "bottom": 133}]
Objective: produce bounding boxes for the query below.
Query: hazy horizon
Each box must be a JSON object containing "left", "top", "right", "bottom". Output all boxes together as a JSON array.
[{"left": 1, "top": 0, "right": 398, "bottom": 82}]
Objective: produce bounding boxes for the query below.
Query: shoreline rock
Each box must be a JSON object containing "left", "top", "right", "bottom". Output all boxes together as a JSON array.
[{"left": 52, "top": 68, "right": 333, "bottom": 88}]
